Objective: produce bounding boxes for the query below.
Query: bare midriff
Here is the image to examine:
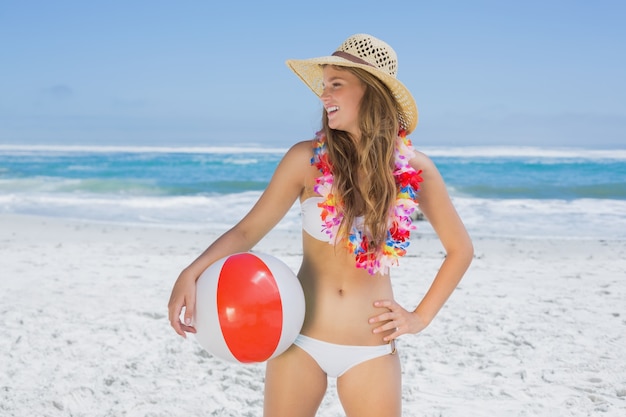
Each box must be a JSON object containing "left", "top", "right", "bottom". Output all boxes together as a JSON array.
[{"left": 296, "top": 233, "right": 396, "bottom": 346}]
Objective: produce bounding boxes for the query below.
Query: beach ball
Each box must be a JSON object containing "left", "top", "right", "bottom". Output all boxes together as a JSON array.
[{"left": 194, "top": 252, "right": 305, "bottom": 363}]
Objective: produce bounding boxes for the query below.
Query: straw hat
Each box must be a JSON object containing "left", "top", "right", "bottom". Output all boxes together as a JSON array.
[{"left": 286, "top": 33, "right": 418, "bottom": 134}]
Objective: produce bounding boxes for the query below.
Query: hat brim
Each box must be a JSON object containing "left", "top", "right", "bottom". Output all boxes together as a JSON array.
[{"left": 286, "top": 56, "right": 418, "bottom": 134}]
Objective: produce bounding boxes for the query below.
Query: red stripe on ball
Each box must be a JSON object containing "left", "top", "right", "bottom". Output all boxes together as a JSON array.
[{"left": 216, "top": 253, "right": 283, "bottom": 362}]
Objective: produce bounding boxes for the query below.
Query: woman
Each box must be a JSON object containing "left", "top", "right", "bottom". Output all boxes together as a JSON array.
[{"left": 168, "top": 34, "right": 473, "bottom": 417}]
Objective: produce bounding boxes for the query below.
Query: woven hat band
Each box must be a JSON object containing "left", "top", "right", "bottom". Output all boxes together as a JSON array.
[{"left": 331, "top": 51, "right": 375, "bottom": 68}]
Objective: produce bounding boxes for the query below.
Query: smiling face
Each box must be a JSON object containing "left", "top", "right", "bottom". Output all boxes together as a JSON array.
[{"left": 320, "top": 66, "right": 366, "bottom": 139}]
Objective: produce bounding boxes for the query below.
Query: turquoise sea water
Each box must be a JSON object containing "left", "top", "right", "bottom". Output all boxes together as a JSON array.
[{"left": 1, "top": 144, "right": 625, "bottom": 239}]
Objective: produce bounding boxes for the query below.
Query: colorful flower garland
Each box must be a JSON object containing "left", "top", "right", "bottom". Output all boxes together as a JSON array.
[{"left": 311, "top": 130, "right": 423, "bottom": 275}]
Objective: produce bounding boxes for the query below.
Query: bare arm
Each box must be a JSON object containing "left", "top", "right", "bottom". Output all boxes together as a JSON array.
[
  {"left": 371, "top": 151, "right": 473, "bottom": 340},
  {"left": 410, "top": 151, "right": 474, "bottom": 324},
  {"left": 167, "top": 141, "right": 311, "bottom": 337}
]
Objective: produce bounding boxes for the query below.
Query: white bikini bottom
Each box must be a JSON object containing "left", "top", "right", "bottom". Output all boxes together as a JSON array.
[{"left": 293, "top": 334, "right": 396, "bottom": 378}]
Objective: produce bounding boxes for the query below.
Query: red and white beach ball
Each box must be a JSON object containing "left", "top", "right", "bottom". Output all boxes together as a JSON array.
[{"left": 194, "top": 252, "right": 305, "bottom": 363}]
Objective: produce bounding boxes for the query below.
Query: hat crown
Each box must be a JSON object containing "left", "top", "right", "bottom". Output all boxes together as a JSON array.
[{"left": 337, "top": 34, "right": 398, "bottom": 78}]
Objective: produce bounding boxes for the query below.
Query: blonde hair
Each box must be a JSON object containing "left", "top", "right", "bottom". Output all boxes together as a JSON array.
[{"left": 322, "top": 66, "right": 400, "bottom": 252}]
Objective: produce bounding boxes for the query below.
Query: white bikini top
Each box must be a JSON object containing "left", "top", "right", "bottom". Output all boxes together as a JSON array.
[
  {"left": 300, "top": 197, "right": 364, "bottom": 243},
  {"left": 301, "top": 197, "right": 329, "bottom": 241}
]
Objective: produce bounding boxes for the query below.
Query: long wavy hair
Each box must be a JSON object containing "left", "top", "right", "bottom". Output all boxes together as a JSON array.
[{"left": 322, "top": 66, "right": 400, "bottom": 253}]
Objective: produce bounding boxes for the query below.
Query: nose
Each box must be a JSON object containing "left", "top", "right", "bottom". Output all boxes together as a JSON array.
[{"left": 320, "top": 86, "right": 331, "bottom": 103}]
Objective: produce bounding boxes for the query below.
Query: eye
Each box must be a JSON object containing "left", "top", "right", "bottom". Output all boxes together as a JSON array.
[{"left": 321, "top": 79, "right": 343, "bottom": 93}]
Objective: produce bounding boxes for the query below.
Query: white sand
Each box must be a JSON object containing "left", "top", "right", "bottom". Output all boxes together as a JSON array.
[{"left": 1, "top": 214, "right": 625, "bottom": 416}]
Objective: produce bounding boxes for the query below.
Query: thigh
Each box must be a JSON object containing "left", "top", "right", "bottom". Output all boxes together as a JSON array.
[
  {"left": 263, "top": 344, "right": 328, "bottom": 417},
  {"left": 337, "top": 352, "right": 402, "bottom": 417}
]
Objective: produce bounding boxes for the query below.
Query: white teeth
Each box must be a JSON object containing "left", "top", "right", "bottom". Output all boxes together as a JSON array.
[{"left": 327, "top": 106, "right": 339, "bottom": 113}]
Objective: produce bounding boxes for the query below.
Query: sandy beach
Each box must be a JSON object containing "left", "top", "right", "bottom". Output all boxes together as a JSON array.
[{"left": 1, "top": 213, "right": 625, "bottom": 416}]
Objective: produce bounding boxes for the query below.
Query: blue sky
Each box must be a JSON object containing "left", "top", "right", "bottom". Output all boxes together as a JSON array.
[{"left": 1, "top": 0, "right": 625, "bottom": 148}]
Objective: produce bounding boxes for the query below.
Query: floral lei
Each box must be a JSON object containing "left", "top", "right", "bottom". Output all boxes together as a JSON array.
[{"left": 311, "top": 129, "right": 423, "bottom": 275}]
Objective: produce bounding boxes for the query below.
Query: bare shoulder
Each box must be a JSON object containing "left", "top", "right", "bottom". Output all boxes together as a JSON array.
[
  {"left": 409, "top": 148, "right": 439, "bottom": 177},
  {"left": 288, "top": 138, "right": 316, "bottom": 157},
  {"left": 270, "top": 139, "right": 317, "bottom": 189},
  {"left": 281, "top": 139, "right": 315, "bottom": 165}
]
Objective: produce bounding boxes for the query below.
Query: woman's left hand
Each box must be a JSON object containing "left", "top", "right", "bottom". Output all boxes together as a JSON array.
[{"left": 369, "top": 299, "right": 430, "bottom": 342}]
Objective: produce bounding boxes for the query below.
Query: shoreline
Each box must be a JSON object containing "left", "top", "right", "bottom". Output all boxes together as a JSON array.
[{"left": 1, "top": 213, "right": 625, "bottom": 416}]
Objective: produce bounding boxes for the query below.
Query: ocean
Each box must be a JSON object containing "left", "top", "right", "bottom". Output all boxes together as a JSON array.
[{"left": 1, "top": 143, "right": 625, "bottom": 240}]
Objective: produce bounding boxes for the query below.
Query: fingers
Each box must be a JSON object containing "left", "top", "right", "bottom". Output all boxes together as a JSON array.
[
  {"left": 369, "top": 299, "right": 406, "bottom": 341},
  {"left": 182, "top": 299, "right": 197, "bottom": 334},
  {"left": 168, "top": 299, "right": 187, "bottom": 338},
  {"left": 168, "top": 296, "right": 197, "bottom": 338},
  {"left": 373, "top": 299, "right": 394, "bottom": 309},
  {"left": 184, "top": 298, "right": 195, "bottom": 328},
  {"left": 168, "top": 274, "right": 198, "bottom": 338},
  {"left": 372, "top": 320, "right": 402, "bottom": 342},
  {"left": 373, "top": 319, "right": 402, "bottom": 338},
  {"left": 179, "top": 322, "right": 197, "bottom": 335}
]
